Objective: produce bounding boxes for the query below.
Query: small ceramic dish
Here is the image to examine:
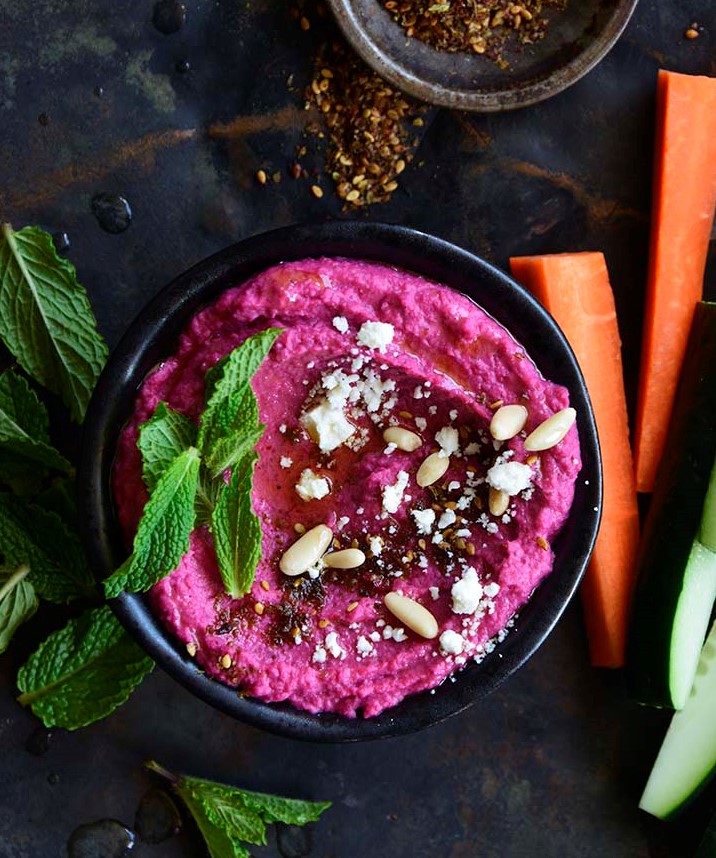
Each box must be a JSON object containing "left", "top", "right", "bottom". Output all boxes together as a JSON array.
[
  {"left": 325, "top": 0, "right": 639, "bottom": 111},
  {"left": 78, "top": 221, "right": 602, "bottom": 741}
]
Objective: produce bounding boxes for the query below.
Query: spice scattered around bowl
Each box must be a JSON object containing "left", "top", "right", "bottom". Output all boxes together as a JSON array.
[{"left": 384, "top": 0, "right": 568, "bottom": 68}]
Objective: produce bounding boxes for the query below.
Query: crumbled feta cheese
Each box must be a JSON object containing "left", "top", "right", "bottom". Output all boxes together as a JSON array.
[
  {"left": 464, "top": 442, "right": 480, "bottom": 456},
  {"left": 428, "top": 405, "right": 438, "bottom": 415},
  {"left": 437, "top": 508, "right": 457, "bottom": 529},
  {"left": 455, "top": 528, "right": 471, "bottom": 538},
  {"left": 369, "top": 536, "right": 383, "bottom": 556},
  {"left": 301, "top": 399, "right": 355, "bottom": 452},
  {"left": 451, "top": 568, "right": 483, "bottom": 615},
  {"left": 414, "top": 416, "right": 427, "bottom": 431},
  {"left": 369, "top": 631, "right": 381, "bottom": 643},
  {"left": 336, "top": 515, "right": 350, "bottom": 531},
  {"left": 332, "top": 315, "right": 349, "bottom": 333},
  {"left": 435, "top": 426, "right": 459, "bottom": 458},
  {"left": 411, "top": 507, "right": 436, "bottom": 535},
  {"left": 429, "top": 586, "right": 440, "bottom": 601},
  {"left": 382, "top": 470, "right": 409, "bottom": 514},
  {"left": 279, "top": 423, "right": 287, "bottom": 434},
  {"left": 483, "top": 581, "right": 500, "bottom": 598},
  {"left": 384, "top": 442, "right": 397, "bottom": 455},
  {"left": 448, "top": 480, "right": 461, "bottom": 492},
  {"left": 295, "top": 468, "right": 330, "bottom": 501},
  {"left": 413, "top": 386, "right": 424, "bottom": 400},
  {"left": 280, "top": 456, "right": 293, "bottom": 469},
  {"left": 312, "top": 646, "right": 327, "bottom": 664},
  {"left": 356, "top": 636, "right": 374, "bottom": 657},
  {"left": 486, "top": 461, "right": 532, "bottom": 496},
  {"left": 325, "top": 632, "right": 345, "bottom": 659},
  {"left": 392, "top": 628, "right": 408, "bottom": 642},
  {"left": 440, "top": 629, "right": 465, "bottom": 655},
  {"left": 449, "top": 409, "right": 458, "bottom": 421},
  {"left": 357, "top": 320, "right": 394, "bottom": 352}
]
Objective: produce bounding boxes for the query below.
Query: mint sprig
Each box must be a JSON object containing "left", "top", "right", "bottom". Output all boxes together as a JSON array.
[
  {"left": 0, "top": 564, "right": 38, "bottom": 654},
  {"left": 0, "top": 224, "right": 108, "bottom": 423},
  {"left": 104, "top": 447, "right": 201, "bottom": 599},
  {"left": 108, "top": 329, "right": 281, "bottom": 600},
  {"left": 146, "top": 760, "right": 331, "bottom": 858},
  {"left": 17, "top": 605, "right": 155, "bottom": 730}
]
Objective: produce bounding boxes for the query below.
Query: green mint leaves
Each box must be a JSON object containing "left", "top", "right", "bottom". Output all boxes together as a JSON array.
[
  {"left": 146, "top": 761, "right": 331, "bottom": 858},
  {"left": 17, "top": 605, "right": 155, "bottom": 730},
  {"left": 0, "top": 224, "right": 107, "bottom": 423},
  {"left": 0, "top": 492, "right": 96, "bottom": 603},
  {"left": 104, "top": 447, "right": 201, "bottom": 599},
  {"left": 0, "top": 370, "right": 72, "bottom": 477},
  {"left": 0, "top": 564, "right": 38, "bottom": 654},
  {"left": 107, "top": 329, "right": 281, "bottom": 600}
]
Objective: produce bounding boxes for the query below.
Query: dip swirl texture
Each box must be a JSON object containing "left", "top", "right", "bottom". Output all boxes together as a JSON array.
[{"left": 113, "top": 258, "right": 581, "bottom": 718}]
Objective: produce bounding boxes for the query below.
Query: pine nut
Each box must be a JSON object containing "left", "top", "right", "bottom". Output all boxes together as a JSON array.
[
  {"left": 489, "top": 404, "right": 528, "bottom": 441},
  {"left": 221, "top": 654, "right": 232, "bottom": 669},
  {"left": 416, "top": 451, "right": 450, "bottom": 487},
  {"left": 383, "top": 426, "right": 422, "bottom": 452},
  {"left": 323, "top": 548, "right": 366, "bottom": 569},
  {"left": 186, "top": 642, "right": 197, "bottom": 657},
  {"left": 524, "top": 407, "right": 576, "bottom": 451},
  {"left": 279, "top": 524, "right": 333, "bottom": 576},
  {"left": 489, "top": 487, "right": 510, "bottom": 516},
  {"left": 384, "top": 592, "right": 438, "bottom": 639}
]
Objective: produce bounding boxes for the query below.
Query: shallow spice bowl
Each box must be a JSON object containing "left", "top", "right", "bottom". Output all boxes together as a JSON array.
[
  {"left": 326, "top": 0, "right": 638, "bottom": 111},
  {"left": 79, "top": 221, "right": 602, "bottom": 742}
]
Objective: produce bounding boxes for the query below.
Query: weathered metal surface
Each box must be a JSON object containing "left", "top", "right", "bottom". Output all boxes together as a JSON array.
[{"left": 0, "top": 0, "right": 715, "bottom": 854}]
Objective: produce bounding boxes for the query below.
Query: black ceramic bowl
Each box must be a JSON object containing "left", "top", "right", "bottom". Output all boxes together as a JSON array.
[{"left": 79, "top": 221, "right": 602, "bottom": 742}]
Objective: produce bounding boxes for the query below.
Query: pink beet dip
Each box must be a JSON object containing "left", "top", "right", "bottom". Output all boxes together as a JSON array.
[{"left": 113, "top": 258, "right": 581, "bottom": 718}]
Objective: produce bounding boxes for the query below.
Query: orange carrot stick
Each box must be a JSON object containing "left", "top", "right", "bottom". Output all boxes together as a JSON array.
[
  {"left": 511, "top": 252, "right": 640, "bottom": 667},
  {"left": 634, "top": 70, "right": 716, "bottom": 494}
]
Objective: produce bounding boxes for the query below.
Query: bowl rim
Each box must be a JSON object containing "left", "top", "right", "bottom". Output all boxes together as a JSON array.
[
  {"left": 78, "top": 220, "right": 602, "bottom": 742},
  {"left": 325, "top": 0, "right": 639, "bottom": 112}
]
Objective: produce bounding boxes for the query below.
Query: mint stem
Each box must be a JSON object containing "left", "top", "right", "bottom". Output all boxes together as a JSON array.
[
  {"left": 145, "top": 759, "right": 181, "bottom": 786},
  {"left": 0, "top": 563, "right": 31, "bottom": 603}
]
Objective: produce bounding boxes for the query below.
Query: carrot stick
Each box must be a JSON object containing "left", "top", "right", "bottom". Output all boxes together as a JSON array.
[
  {"left": 634, "top": 70, "right": 716, "bottom": 494},
  {"left": 510, "top": 252, "right": 640, "bottom": 667}
]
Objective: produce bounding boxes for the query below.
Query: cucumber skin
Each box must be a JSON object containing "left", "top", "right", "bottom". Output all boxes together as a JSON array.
[{"left": 628, "top": 302, "right": 716, "bottom": 708}]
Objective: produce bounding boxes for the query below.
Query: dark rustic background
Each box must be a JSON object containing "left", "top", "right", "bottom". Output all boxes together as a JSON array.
[{"left": 1, "top": 0, "right": 715, "bottom": 855}]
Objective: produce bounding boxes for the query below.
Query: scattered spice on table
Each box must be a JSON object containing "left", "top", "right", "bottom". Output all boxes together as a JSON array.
[
  {"left": 302, "top": 39, "right": 428, "bottom": 207},
  {"left": 385, "top": 0, "right": 567, "bottom": 68}
]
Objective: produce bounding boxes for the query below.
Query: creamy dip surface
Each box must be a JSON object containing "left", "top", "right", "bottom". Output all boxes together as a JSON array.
[{"left": 113, "top": 258, "right": 581, "bottom": 718}]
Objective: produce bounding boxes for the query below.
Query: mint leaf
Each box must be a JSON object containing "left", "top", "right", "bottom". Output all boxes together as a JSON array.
[
  {"left": 0, "top": 564, "right": 38, "bottom": 654},
  {"left": 0, "top": 224, "right": 108, "bottom": 423},
  {"left": 202, "top": 386, "right": 263, "bottom": 478},
  {"left": 211, "top": 452, "right": 261, "bottom": 598},
  {"left": 16, "top": 605, "right": 154, "bottom": 729},
  {"left": 104, "top": 447, "right": 200, "bottom": 599},
  {"left": 203, "top": 328, "right": 282, "bottom": 403},
  {"left": 0, "top": 370, "right": 71, "bottom": 474},
  {"left": 138, "top": 402, "right": 197, "bottom": 493},
  {"left": 0, "top": 492, "right": 95, "bottom": 602},
  {"left": 145, "top": 761, "right": 330, "bottom": 858},
  {"left": 35, "top": 477, "right": 77, "bottom": 529},
  {"left": 198, "top": 330, "right": 281, "bottom": 477}
]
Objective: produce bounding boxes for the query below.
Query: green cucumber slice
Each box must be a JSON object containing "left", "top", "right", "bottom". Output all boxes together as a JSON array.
[
  {"left": 701, "top": 457, "right": 716, "bottom": 554},
  {"left": 628, "top": 302, "right": 716, "bottom": 708},
  {"left": 640, "top": 618, "right": 716, "bottom": 819},
  {"left": 669, "top": 542, "right": 716, "bottom": 709}
]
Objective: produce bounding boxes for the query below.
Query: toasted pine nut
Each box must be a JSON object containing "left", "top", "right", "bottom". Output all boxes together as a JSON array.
[
  {"left": 221, "top": 654, "right": 232, "bottom": 669},
  {"left": 489, "top": 404, "right": 528, "bottom": 441},
  {"left": 279, "top": 524, "right": 333, "bottom": 576},
  {"left": 489, "top": 487, "right": 510, "bottom": 517},
  {"left": 383, "top": 426, "right": 422, "bottom": 452},
  {"left": 323, "top": 548, "right": 366, "bottom": 569},
  {"left": 384, "top": 592, "right": 439, "bottom": 639},
  {"left": 186, "top": 642, "right": 197, "bottom": 657},
  {"left": 524, "top": 407, "right": 576, "bottom": 451},
  {"left": 416, "top": 452, "right": 450, "bottom": 487}
]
